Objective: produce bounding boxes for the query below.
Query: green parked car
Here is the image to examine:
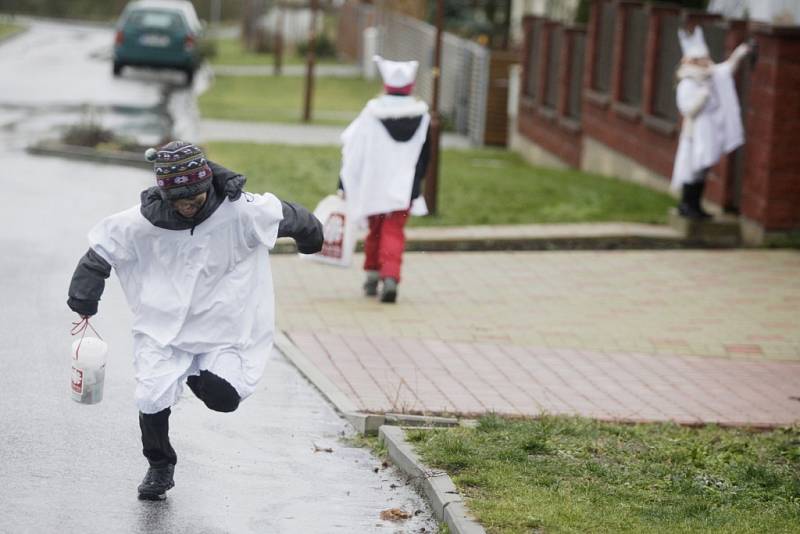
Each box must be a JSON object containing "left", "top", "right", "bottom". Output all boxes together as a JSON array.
[{"left": 113, "top": 0, "right": 205, "bottom": 86}]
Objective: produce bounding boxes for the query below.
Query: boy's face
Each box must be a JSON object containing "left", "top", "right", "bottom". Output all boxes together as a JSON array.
[{"left": 171, "top": 191, "right": 208, "bottom": 219}]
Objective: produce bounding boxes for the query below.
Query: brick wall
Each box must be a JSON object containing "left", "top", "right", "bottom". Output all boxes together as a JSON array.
[
  {"left": 514, "top": 0, "right": 800, "bottom": 236},
  {"left": 740, "top": 24, "right": 800, "bottom": 232},
  {"left": 517, "top": 16, "right": 584, "bottom": 167}
]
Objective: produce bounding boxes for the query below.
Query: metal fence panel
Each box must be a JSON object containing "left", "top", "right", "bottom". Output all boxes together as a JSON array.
[
  {"left": 568, "top": 31, "right": 586, "bottom": 119},
  {"left": 653, "top": 13, "right": 681, "bottom": 122},
  {"left": 467, "top": 42, "right": 490, "bottom": 146},
  {"left": 622, "top": 7, "right": 647, "bottom": 106},
  {"left": 593, "top": 2, "right": 616, "bottom": 92},
  {"left": 380, "top": 11, "right": 489, "bottom": 145},
  {"left": 544, "top": 27, "right": 562, "bottom": 109}
]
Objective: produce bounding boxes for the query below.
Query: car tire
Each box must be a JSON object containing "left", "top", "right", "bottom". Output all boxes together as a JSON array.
[
  {"left": 113, "top": 62, "right": 123, "bottom": 77},
  {"left": 184, "top": 68, "right": 194, "bottom": 87}
]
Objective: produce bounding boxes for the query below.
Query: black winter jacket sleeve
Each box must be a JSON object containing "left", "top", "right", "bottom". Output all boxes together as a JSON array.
[
  {"left": 67, "top": 248, "right": 111, "bottom": 316},
  {"left": 278, "top": 201, "right": 324, "bottom": 254},
  {"left": 411, "top": 126, "right": 431, "bottom": 200}
]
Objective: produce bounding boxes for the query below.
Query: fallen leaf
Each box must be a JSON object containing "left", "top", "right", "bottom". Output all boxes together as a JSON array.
[
  {"left": 380, "top": 508, "right": 411, "bottom": 521},
  {"left": 312, "top": 443, "right": 333, "bottom": 453},
  {"left": 382, "top": 461, "right": 389, "bottom": 469}
]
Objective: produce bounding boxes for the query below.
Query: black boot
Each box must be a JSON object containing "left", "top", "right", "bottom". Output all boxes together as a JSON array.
[
  {"left": 678, "top": 184, "right": 700, "bottom": 218},
  {"left": 363, "top": 270, "right": 379, "bottom": 297},
  {"left": 137, "top": 464, "right": 175, "bottom": 501},
  {"left": 138, "top": 409, "right": 177, "bottom": 500},
  {"left": 678, "top": 183, "right": 707, "bottom": 220},
  {"left": 380, "top": 277, "right": 398, "bottom": 303},
  {"left": 692, "top": 180, "right": 712, "bottom": 219}
]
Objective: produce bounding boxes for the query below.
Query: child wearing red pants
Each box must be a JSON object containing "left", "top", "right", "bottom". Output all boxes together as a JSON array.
[{"left": 339, "top": 55, "right": 431, "bottom": 302}]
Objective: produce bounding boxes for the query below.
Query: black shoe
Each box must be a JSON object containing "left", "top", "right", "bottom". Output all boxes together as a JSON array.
[
  {"left": 380, "top": 278, "right": 398, "bottom": 303},
  {"left": 138, "top": 464, "right": 175, "bottom": 501},
  {"left": 678, "top": 202, "right": 705, "bottom": 219},
  {"left": 363, "top": 270, "right": 379, "bottom": 297}
]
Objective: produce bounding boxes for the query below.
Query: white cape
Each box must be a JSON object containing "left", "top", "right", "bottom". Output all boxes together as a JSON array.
[
  {"left": 88, "top": 193, "right": 284, "bottom": 413},
  {"left": 671, "top": 62, "right": 744, "bottom": 189},
  {"left": 340, "top": 96, "right": 430, "bottom": 220}
]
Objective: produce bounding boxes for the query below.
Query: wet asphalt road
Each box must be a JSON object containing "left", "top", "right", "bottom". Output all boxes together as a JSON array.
[{"left": 0, "top": 21, "right": 435, "bottom": 533}]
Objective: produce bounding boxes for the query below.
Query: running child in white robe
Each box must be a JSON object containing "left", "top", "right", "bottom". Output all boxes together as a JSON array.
[
  {"left": 339, "top": 55, "right": 431, "bottom": 303},
  {"left": 67, "top": 141, "right": 323, "bottom": 500},
  {"left": 671, "top": 26, "right": 751, "bottom": 219}
]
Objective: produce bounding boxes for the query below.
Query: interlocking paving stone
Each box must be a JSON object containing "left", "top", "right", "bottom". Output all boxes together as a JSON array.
[{"left": 274, "top": 250, "right": 800, "bottom": 425}]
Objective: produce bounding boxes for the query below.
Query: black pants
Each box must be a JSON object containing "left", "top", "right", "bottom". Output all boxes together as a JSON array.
[{"left": 139, "top": 370, "right": 241, "bottom": 467}]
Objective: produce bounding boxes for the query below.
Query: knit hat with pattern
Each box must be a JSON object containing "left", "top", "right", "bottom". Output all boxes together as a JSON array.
[{"left": 145, "top": 141, "right": 213, "bottom": 201}]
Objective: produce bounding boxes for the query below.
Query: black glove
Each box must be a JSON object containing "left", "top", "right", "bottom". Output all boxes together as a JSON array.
[
  {"left": 67, "top": 297, "right": 98, "bottom": 317},
  {"left": 224, "top": 174, "right": 246, "bottom": 201}
]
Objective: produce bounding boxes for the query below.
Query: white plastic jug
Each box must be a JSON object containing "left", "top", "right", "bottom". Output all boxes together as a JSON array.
[{"left": 70, "top": 337, "right": 108, "bottom": 405}]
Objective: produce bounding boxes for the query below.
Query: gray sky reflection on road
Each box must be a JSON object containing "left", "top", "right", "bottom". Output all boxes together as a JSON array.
[
  {"left": 0, "top": 20, "right": 435, "bottom": 534},
  {"left": 0, "top": 20, "right": 205, "bottom": 148}
]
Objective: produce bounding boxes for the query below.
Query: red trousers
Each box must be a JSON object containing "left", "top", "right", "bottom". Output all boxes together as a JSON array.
[{"left": 363, "top": 210, "right": 409, "bottom": 281}]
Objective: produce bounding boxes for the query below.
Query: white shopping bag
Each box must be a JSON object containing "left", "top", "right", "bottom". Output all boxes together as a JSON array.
[{"left": 300, "top": 194, "right": 358, "bottom": 267}]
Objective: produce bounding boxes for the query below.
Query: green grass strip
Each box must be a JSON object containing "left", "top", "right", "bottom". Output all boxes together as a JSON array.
[
  {"left": 204, "top": 142, "right": 674, "bottom": 226},
  {"left": 406, "top": 415, "right": 800, "bottom": 534},
  {"left": 199, "top": 75, "right": 382, "bottom": 126},
  {"left": 211, "top": 36, "right": 323, "bottom": 67},
  {"left": 0, "top": 22, "right": 24, "bottom": 40}
]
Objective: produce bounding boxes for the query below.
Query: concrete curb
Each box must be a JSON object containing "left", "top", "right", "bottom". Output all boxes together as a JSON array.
[
  {"left": 272, "top": 236, "right": 693, "bottom": 254},
  {"left": 379, "top": 425, "right": 486, "bottom": 534},
  {"left": 27, "top": 142, "right": 149, "bottom": 169},
  {"left": 271, "top": 227, "right": 705, "bottom": 255},
  {"left": 274, "top": 331, "right": 460, "bottom": 435}
]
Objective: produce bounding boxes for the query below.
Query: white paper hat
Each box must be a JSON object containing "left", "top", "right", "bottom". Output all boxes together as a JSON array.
[
  {"left": 678, "top": 26, "right": 710, "bottom": 60},
  {"left": 373, "top": 55, "right": 419, "bottom": 91}
]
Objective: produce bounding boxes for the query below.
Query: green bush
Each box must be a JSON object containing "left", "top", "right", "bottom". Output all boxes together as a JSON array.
[{"left": 296, "top": 33, "right": 336, "bottom": 58}]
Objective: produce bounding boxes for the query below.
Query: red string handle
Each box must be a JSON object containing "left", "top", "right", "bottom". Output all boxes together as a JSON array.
[{"left": 71, "top": 316, "right": 102, "bottom": 360}]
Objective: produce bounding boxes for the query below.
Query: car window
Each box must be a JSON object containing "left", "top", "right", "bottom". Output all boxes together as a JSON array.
[{"left": 126, "top": 10, "right": 185, "bottom": 31}]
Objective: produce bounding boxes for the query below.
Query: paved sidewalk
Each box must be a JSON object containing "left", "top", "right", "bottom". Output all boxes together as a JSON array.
[{"left": 273, "top": 250, "right": 800, "bottom": 427}]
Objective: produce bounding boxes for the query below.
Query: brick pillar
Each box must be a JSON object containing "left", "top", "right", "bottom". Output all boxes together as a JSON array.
[
  {"left": 740, "top": 24, "right": 800, "bottom": 243},
  {"left": 584, "top": 0, "right": 601, "bottom": 94},
  {"left": 539, "top": 21, "right": 556, "bottom": 107},
  {"left": 641, "top": 5, "right": 658, "bottom": 117},
  {"left": 610, "top": 1, "right": 626, "bottom": 102},
  {"left": 520, "top": 15, "right": 535, "bottom": 100},
  {"left": 558, "top": 26, "right": 571, "bottom": 117}
]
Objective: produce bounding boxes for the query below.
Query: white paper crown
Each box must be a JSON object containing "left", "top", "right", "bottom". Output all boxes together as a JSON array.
[
  {"left": 678, "top": 26, "right": 710, "bottom": 60},
  {"left": 373, "top": 55, "right": 419, "bottom": 89}
]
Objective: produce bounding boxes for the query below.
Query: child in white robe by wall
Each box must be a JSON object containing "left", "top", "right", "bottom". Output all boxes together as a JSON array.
[{"left": 671, "top": 26, "right": 751, "bottom": 219}]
